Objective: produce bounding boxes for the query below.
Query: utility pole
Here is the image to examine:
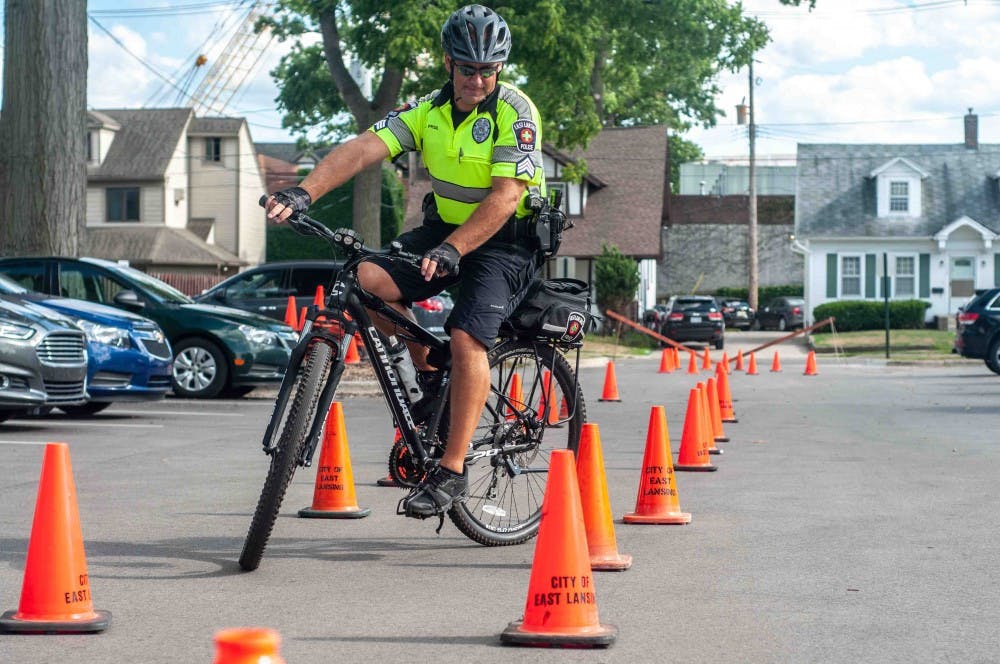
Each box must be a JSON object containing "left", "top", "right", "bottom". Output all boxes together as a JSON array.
[{"left": 747, "top": 61, "right": 759, "bottom": 311}]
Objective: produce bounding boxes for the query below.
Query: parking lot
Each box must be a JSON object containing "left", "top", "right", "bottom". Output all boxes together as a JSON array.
[{"left": 1, "top": 345, "right": 998, "bottom": 662}]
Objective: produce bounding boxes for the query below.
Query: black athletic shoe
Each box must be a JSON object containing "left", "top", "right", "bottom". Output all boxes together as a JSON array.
[{"left": 402, "top": 464, "right": 467, "bottom": 518}]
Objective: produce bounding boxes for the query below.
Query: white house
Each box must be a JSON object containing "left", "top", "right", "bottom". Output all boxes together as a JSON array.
[
  {"left": 85, "top": 108, "right": 267, "bottom": 278},
  {"left": 794, "top": 111, "right": 1000, "bottom": 325}
]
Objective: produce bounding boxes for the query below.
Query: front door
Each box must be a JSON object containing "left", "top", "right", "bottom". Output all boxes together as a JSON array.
[{"left": 949, "top": 256, "right": 976, "bottom": 313}]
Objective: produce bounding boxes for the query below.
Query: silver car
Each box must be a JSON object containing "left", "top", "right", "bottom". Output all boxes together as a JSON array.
[{"left": 0, "top": 297, "right": 88, "bottom": 421}]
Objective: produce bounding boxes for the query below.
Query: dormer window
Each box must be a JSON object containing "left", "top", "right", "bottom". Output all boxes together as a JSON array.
[
  {"left": 870, "top": 157, "right": 928, "bottom": 218},
  {"left": 889, "top": 181, "right": 909, "bottom": 212}
]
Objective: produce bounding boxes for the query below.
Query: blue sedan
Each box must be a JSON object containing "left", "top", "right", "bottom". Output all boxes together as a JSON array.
[{"left": 0, "top": 275, "right": 172, "bottom": 415}]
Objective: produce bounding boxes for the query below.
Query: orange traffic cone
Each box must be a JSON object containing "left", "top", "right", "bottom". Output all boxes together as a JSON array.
[
  {"left": 0, "top": 443, "right": 111, "bottom": 633},
  {"left": 674, "top": 388, "right": 717, "bottom": 472},
  {"left": 559, "top": 396, "right": 570, "bottom": 420},
  {"left": 771, "top": 351, "right": 782, "bottom": 373},
  {"left": 598, "top": 361, "right": 621, "bottom": 402},
  {"left": 746, "top": 352, "right": 759, "bottom": 375},
  {"left": 701, "top": 347, "right": 712, "bottom": 371},
  {"left": 500, "top": 449, "right": 617, "bottom": 647},
  {"left": 538, "top": 370, "right": 561, "bottom": 424},
  {"left": 506, "top": 372, "right": 525, "bottom": 420},
  {"left": 657, "top": 348, "right": 673, "bottom": 374},
  {"left": 672, "top": 347, "right": 681, "bottom": 370},
  {"left": 804, "top": 350, "right": 819, "bottom": 376},
  {"left": 344, "top": 334, "right": 361, "bottom": 364},
  {"left": 213, "top": 627, "right": 286, "bottom": 664},
  {"left": 698, "top": 383, "right": 722, "bottom": 455},
  {"left": 298, "top": 402, "right": 371, "bottom": 518},
  {"left": 283, "top": 295, "right": 299, "bottom": 330},
  {"left": 377, "top": 428, "right": 403, "bottom": 487},
  {"left": 623, "top": 407, "right": 691, "bottom": 524},
  {"left": 313, "top": 284, "right": 325, "bottom": 307},
  {"left": 298, "top": 306, "right": 308, "bottom": 332},
  {"left": 706, "top": 376, "right": 729, "bottom": 443},
  {"left": 716, "top": 363, "right": 737, "bottom": 423},
  {"left": 735, "top": 349, "right": 745, "bottom": 372},
  {"left": 719, "top": 352, "right": 730, "bottom": 374},
  {"left": 686, "top": 351, "right": 698, "bottom": 375},
  {"left": 576, "top": 423, "right": 632, "bottom": 570}
]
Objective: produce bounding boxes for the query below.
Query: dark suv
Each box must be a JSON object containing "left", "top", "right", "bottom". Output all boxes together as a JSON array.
[
  {"left": 757, "top": 297, "right": 805, "bottom": 331},
  {"left": 954, "top": 287, "right": 1000, "bottom": 374},
  {"left": 196, "top": 260, "right": 454, "bottom": 335},
  {"left": 659, "top": 295, "right": 725, "bottom": 349}
]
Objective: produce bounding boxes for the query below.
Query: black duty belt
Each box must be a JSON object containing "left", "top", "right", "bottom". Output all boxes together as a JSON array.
[{"left": 494, "top": 215, "right": 533, "bottom": 243}]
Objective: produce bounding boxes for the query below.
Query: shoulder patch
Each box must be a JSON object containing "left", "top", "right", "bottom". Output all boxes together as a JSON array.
[
  {"left": 472, "top": 117, "right": 492, "bottom": 143},
  {"left": 515, "top": 156, "right": 536, "bottom": 178},
  {"left": 512, "top": 120, "right": 537, "bottom": 153}
]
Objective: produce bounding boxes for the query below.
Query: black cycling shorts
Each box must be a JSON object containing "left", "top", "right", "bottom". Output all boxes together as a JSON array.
[{"left": 372, "top": 218, "right": 539, "bottom": 349}]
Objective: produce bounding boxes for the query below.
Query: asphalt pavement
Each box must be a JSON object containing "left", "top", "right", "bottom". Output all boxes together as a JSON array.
[{"left": 0, "top": 336, "right": 997, "bottom": 663}]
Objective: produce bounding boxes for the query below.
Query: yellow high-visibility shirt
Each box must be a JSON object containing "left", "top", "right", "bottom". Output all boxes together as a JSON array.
[{"left": 370, "top": 80, "right": 545, "bottom": 224}]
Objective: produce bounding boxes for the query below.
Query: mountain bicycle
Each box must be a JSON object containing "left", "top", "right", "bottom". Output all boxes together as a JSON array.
[{"left": 238, "top": 202, "right": 587, "bottom": 571}]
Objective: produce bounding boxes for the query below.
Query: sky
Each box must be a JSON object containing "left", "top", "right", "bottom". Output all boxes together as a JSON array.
[{"left": 4, "top": 0, "right": 1000, "bottom": 157}]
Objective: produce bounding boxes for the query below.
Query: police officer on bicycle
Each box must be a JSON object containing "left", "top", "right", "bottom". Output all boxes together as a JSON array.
[{"left": 265, "top": 4, "right": 545, "bottom": 520}]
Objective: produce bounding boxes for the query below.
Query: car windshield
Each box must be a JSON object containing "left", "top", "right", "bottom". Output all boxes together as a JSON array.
[
  {"left": 107, "top": 262, "right": 193, "bottom": 304},
  {"left": 675, "top": 299, "right": 716, "bottom": 313},
  {"left": 0, "top": 273, "right": 28, "bottom": 294}
]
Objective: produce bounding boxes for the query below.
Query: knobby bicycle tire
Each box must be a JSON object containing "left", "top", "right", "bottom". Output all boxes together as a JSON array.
[
  {"left": 239, "top": 340, "right": 336, "bottom": 571},
  {"left": 448, "top": 339, "right": 586, "bottom": 546}
]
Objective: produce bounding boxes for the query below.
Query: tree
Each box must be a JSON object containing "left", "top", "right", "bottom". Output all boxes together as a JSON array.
[
  {"left": 668, "top": 134, "right": 703, "bottom": 194},
  {"left": 265, "top": 1, "right": 772, "bottom": 240},
  {"left": 0, "top": 1, "right": 87, "bottom": 255},
  {"left": 594, "top": 244, "right": 640, "bottom": 329}
]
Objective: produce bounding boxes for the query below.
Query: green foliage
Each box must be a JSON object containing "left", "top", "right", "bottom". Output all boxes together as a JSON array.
[
  {"left": 266, "top": 166, "right": 404, "bottom": 260},
  {"left": 812, "top": 300, "right": 931, "bottom": 332},
  {"left": 714, "top": 285, "right": 803, "bottom": 302},
  {"left": 594, "top": 244, "right": 640, "bottom": 318}
]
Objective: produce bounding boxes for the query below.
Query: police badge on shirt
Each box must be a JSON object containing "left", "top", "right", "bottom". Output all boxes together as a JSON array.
[{"left": 472, "top": 117, "right": 491, "bottom": 143}]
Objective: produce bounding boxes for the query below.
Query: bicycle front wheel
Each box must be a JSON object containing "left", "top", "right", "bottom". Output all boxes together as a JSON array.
[
  {"left": 449, "top": 339, "right": 586, "bottom": 546},
  {"left": 239, "top": 340, "right": 336, "bottom": 571}
]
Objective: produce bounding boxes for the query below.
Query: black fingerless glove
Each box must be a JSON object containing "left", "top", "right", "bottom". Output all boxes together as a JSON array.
[
  {"left": 423, "top": 242, "right": 461, "bottom": 276},
  {"left": 272, "top": 186, "right": 312, "bottom": 214}
]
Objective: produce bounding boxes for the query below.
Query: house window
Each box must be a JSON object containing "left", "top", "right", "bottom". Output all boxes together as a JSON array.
[
  {"left": 889, "top": 181, "right": 909, "bottom": 212},
  {"left": 205, "top": 137, "right": 222, "bottom": 162},
  {"left": 106, "top": 187, "right": 140, "bottom": 222},
  {"left": 86, "top": 131, "right": 93, "bottom": 163},
  {"left": 895, "top": 256, "right": 915, "bottom": 297},
  {"left": 841, "top": 256, "right": 862, "bottom": 297}
]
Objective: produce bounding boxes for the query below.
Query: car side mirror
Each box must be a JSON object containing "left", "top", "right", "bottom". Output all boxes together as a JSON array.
[
  {"left": 211, "top": 289, "right": 227, "bottom": 301},
  {"left": 113, "top": 289, "right": 144, "bottom": 309}
]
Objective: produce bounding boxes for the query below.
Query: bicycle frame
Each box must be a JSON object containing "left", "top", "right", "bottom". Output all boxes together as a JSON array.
[{"left": 261, "top": 255, "right": 450, "bottom": 472}]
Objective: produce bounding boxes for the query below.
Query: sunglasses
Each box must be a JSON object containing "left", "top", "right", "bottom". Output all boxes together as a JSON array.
[{"left": 455, "top": 63, "right": 501, "bottom": 79}]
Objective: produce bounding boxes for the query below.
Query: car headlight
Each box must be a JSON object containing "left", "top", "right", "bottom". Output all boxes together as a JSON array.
[
  {"left": 238, "top": 324, "right": 278, "bottom": 346},
  {"left": 0, "top": 321, "right": 35, "bottom": 340},
  {"left": 76, "top": 319, "right": 131, "bottom": 349}
]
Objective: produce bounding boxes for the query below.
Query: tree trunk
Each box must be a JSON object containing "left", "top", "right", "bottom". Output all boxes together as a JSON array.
[
  {"left": 352, "top": 164, "right": 382, "bottom": 248},
  {"left": 0, "top": 0, "right": 88, "bottom": 256}
]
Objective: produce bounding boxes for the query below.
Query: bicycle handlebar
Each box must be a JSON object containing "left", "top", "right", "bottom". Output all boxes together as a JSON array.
[{"left": 258, "top": 195, "right": 423, "bottom": 266}]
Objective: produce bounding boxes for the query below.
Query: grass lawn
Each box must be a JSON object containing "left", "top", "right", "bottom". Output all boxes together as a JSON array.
[{"left": 810, "top": 328, "right": 958, "bottom": 359}]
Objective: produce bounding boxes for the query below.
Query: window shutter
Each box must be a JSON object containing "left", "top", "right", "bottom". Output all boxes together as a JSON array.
[
  {"left": 865, "top": 254, "right": 877, "bottom": 298},
  {"left": 919, "top": 254, "right": 930, "bottom": 297},
  {"left": 995, "top": 253, "right": 1000, "bottom": 287},
  {"left": 826, "top": 254, "right": 838, "bottom": 297}
]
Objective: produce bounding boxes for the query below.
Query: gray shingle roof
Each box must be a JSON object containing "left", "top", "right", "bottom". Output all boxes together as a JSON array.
[
  {"left": 87, "top": 226, "right": 242, "bottom": 268},
  {"left": 189, "top": 117, "right": 244, "bottom": 136},
  {"left": 90, "top": 108, "right": 192, "bottom": 181},
  {"left": 796, "top": 143, "right": 1000, "bottom": 238}
]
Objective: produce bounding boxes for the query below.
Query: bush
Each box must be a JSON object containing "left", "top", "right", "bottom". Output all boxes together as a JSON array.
[
  {"left": 594, "top": 244, "right": 640, "bottom": 326},
  {"left": 812, "top": 299, "right": 930, "bottom": 332},
  {"left": 714, "top": 284, "right": 803, "bottom": 302}
]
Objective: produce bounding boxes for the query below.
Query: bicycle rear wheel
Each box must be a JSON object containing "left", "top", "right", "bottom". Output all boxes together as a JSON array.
[
  {"left": 239, "top": 340, "right": 335, "bottom": 571},
  {"left": 449, "top": 339, "right": 586, "bottom": 546}
]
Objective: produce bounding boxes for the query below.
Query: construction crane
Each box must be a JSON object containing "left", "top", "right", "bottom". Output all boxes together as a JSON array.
[{"left": 187, "top": 0, "right": 275, "bottom": 116}]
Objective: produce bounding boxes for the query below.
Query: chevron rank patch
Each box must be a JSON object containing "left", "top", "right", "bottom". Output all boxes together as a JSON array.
[{"left": 515, "top": 156, "right": 536, "bottom": 178}]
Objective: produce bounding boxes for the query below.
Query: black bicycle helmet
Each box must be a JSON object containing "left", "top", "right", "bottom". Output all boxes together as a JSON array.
[{"left": 441, "top": 4, "right": 511, "bottom": 64}]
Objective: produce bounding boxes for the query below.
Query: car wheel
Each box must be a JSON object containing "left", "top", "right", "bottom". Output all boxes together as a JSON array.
[
  {"left": 172, "top": 338, "right": 228, "bottom": 399},
  {"left": 750, "top": 319, "right": 761, "bottom": 331},
  {"left": 777, "top": 316, "right": 788, "bottom": 332},
  {"left": 59, "top": 402, "right": 112, "bottom": 417},
  {"left": 714, "top": 339, "right": 725, "bottom": 350},
  {"left": 986, "top": 338, "right": 1000, "bottom": 375}
]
